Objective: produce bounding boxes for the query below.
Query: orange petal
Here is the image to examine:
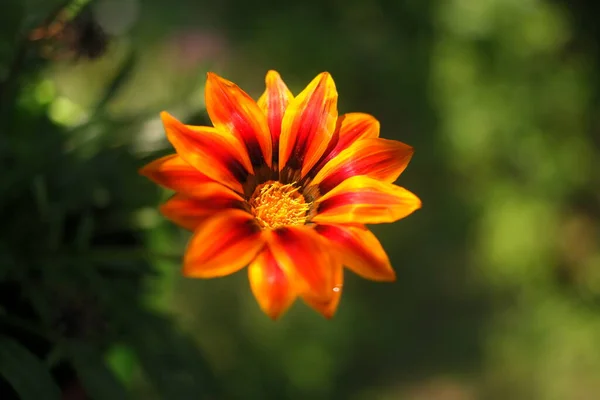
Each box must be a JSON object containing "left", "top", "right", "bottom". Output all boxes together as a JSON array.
[
  {"left": 279, "top": 72, "right": 338, "bottom": 177},
  {"left": 205, "top": 72, "right": 272, "bottom": 168},
  {"left": 265, "top": 226, "right": 336, "bottom": 302},
  {"left": 161, "top": 111, "right": 253, "bottom": 193},
  {"left": 183, "top": 210, "right": 264, "bottom": 278},
  {"left": 316, "top": 224, "right": 395, "bottom": 281},
  {"left": 311, "top": 138, "right": 414, "bottom": 193},
  {"left": 312, "top": 176, "right": 422, "bottom": 224},
  {"left": 311, "top": 113, "right": 380, "bottom": 175},
  {"left": 257, "top": 70, "right": 293, "bottom": 165},
  {"left": 337, "top": 112, "right": 380, "bottom": 140},
  {"left": 160, "top": 194, "right": 243, "bottom": 231},
  {"left": 302, "top": 264, "right": 343, "bottom": 319},
  {"left": 248, "top": 247, "right": 297, "bottom": 320},
  {"left": 140, "top": 154, "right": 245, "bottom": 200}
]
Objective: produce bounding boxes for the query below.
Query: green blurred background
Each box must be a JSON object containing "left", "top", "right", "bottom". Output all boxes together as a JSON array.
[{"left": 1, "top": 0, "right": 600, "bottom": 399}]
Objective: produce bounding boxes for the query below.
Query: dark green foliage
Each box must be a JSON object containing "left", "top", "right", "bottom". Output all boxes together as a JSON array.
[
  {"left": 0, "top": 2, "right": 217, "bottom": 399},
  {"left": 0, "top": 335, "right": 62, "bottom": 400}
]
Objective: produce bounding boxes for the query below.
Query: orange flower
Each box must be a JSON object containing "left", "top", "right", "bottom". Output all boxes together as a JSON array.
[{"left": 140, "top": 71, "right": 421, "bottom": 319}]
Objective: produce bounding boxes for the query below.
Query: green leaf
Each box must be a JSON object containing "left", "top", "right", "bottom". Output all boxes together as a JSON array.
[
  {"left": 0, "top": 335, "right": 62, "bottom": 400},
  {"left": 66, "top": 341, "right": 130, "bottom": 400}
]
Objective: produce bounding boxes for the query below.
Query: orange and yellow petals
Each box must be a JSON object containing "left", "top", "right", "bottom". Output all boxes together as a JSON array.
[
  {"left": 279, "top": 72, "right": 338, "bottom": 177},
  {"left": 160, "top": 194, "right": 244, "bottom": 231},
  {"left": 311, "top": 138, "right": 414, "bottom": 193},
  {"left": 316, "top": 224, "right": 395, "bottom": 281},
  {"left": 266, "top": 226, "right": 336, "bottom": 302},
  {"left": 257, "top": 71, "right": 293, "bottom": 164},
  {"left": 161, "top": 112, "right": 253, "bottom": 193},
  {"left": 302, "top": 264, "right": 343, "bottom": 319},
  {"left": 313, "top": 113, "right": 380, "bottom": 173},
  {"left": 312, "top": 176, "right": 422, "bottom": 225},
  {"left": 139, "top": 154, "right": 244, "bottom": 200},
  {"left": 205, "top": 73, "right": 272, "bottom": 168},
  {"left": 183, "top": 210, "right": 264, "bottom": 278},
  {"left": 248, "top": 248, "right": 297, "bottom": 320}
]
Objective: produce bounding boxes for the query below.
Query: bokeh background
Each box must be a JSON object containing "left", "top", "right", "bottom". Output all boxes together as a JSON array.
[{"left": 1, "top": 0, "right": 600, "bottom": 399}]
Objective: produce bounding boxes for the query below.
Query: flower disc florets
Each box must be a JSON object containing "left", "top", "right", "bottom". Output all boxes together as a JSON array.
[{"left": 249, "top": 181, "right": 311, "bottom": 230}]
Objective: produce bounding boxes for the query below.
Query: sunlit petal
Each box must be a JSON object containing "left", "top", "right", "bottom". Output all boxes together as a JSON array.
[
  {"left": 313, "top": 175, "right": 422, "bottom": 224},
  {"left": 316, "top": 224, "right": 395, "bottom": 281},
  {"left": 302, "top": 264, "right": 343, "bottom": 319},
  {"left": 161, "top": 111, "right": 253, "bottom": 193},
  {"left": 311, "top": 112, "right": 380, "bottom": 175},
  {"left": 265, "top": 226, "right": 336, "bottom": 301},
  {"left": 279, "top": 72, "right": 338, "bottom": 177},
  {"left": 257, "top": 70, "right": 293, "bottom": 165},
  {"left": 248, "top": 247, "right": 297, "bottom": 320},
  {"left": 139, "top": 154, "right": 244, "bottom": 200},
  {"left": 140, "top": 71, "right": 421, "bottom": 320},
  {"left": 160, "top": 194, "right": 245, "bottom": 231},
  {"left": 183, "top": 210, "right": 264, "bottom": 278},
  {"left": 205, "top": 72, "right": 272, "bottom": 168},
  {"left": 311, "top": 138, "right": 414, "bottom": 193}
]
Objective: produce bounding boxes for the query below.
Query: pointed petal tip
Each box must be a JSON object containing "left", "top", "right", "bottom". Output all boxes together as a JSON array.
[
  {"left": 205, "top": 72, "right": 230, "bottom": 88},
  {"left": 410, "top": 192, "right": 423, "bottom": 210},
  {"left": 179, "top": 266, "right": 199, "bottom": 279},
  {"left": 316, "top": 71, "right": 334, "bottom": 86},
  {"left": 381, "top": 271, "right": 397, "bottom": 282},
  {"left": 138, "top": 163, "right": 151, "bottom": 177},
  {"left": 304, "top": 298, "right": 339, "bottom": 321},
  {"left": 320, "top": 307, "right": 336, "bottom": 319},
  {"left": 266, "top": 310, "right": 284, "bottom": 321},
  {"left": 205, "top": 72, "right": 219, "bottom": 87},
  {"left": 137, "top": 154, "right": 173, "bottom": 179},
  {"left": 160, "top": 110, "right": 179, "bottom": 126},
  {"left": 415, "top": 197, "right": 423, "bottom": 210},
  {"left": 206, "top": 71, "right": 233, "bottom": 87},
  {"left": 265, "top": 70, "right": 282, "bottom": 80}
]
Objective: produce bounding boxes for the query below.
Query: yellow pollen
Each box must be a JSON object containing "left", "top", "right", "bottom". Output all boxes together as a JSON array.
[{"left": 249, "top": 181, "right": 311, "bottom": 230}]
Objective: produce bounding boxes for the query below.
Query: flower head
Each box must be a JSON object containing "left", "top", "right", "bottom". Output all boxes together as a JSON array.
[{"left": 140, "top": 71, "right": 421, "bottom": 319}]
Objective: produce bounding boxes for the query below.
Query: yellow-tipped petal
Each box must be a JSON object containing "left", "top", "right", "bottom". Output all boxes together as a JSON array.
[
  {"left": 139, "top": 154, "right": 244, "bottom": 200},
  {"left": 302, "top": 264, "right": 343, "bottom": 319},
  {"left": 257, "top": 70, "right": 293, "bottom": 165},
  {"left": 265, "top": 226, "right": 336, "bottom": 302},
  {"left": 248, "top": 247, "right": 297, "bottom": 320},
  {"left": 279, "top": 72, "right": 338, "bottom": 177},
  {"left": 316, "top": 224, "right": 395, "bottom": 281},
  {"left": 311, "top": 137, "right": 414, "bottom": 193},
  {"left": 161, "top": 111, "right": 253, "bottom": 193},
  {"left": 183, "top": 210, "right": 265, "bottom": 278},
  {"left": 205, "top": 72, "right": 272, "bottom": 168},
  {"left": 313, "top": 175, "right": 422, "bottom": 225}
]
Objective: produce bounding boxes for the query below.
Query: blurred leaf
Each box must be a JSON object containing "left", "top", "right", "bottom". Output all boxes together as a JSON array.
[
  {"left": 66, "top": 341, "right": 129, "bottom": 400},
  {"left": 0, "top": 335, "right": 61, "bottom": 400},
  {"left": 21, "top": 0, "right": 74, "bottom": 33},
  {"left": 74, "top": 209, "right": 94, "bottom": 250},
  {"left": 105, "top": 344, "right": 138, "bottom": 386},
  {"left": 94, "top": 50, "right": 138, "bottom": 113},
  {"left": 122, "top": 311, "right": 219, "bottom": 399},
  {"left": 0, "top": 1, "right": 24, "bottom": 77}
]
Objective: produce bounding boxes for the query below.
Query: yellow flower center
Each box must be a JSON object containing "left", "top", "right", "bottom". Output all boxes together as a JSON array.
[{"left": 249, "top": 181, "right": 311, "bottom": 230}]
